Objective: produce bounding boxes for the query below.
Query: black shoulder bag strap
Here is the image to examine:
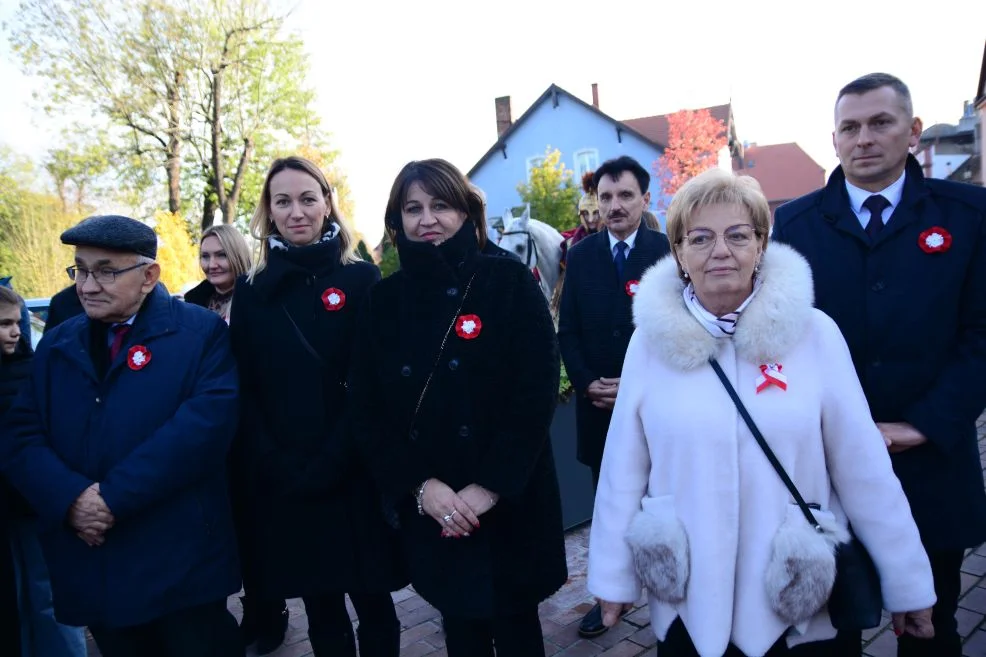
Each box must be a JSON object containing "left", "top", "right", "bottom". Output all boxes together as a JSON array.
[
  {"left": 282, "top": 305, "right": 323, "bottom": 365},
  {"left": 708, "top": 357, "right": 820, "bottom": 529},
  {"left": 408, "top": 271, "right": 478, "bottom": 435}
]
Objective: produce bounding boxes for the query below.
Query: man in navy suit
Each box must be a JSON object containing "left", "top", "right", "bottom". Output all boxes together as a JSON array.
[
  {"left": 774, "top": 73, "right": 986, "bottom": 657},
  {"left": 558, "top": 155, "right": 671, "bottom": 638}
]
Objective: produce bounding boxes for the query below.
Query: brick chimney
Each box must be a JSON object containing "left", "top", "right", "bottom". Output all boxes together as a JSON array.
[
  {"left": 495, "top": 96, "right": 512, "bottom": 136},
  {"left": 591, "top": 83, "right": 599, "bottom": 108}
]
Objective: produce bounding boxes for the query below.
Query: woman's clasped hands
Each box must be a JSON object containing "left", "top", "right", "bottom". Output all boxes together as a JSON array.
[{"left": 420, "top": 478, "right": 498, "bottom": 538}]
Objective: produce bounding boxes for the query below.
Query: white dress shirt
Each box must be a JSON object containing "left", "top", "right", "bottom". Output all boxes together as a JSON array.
[
  {"left": 845, "top": 170, "right": 906, "bottom": 229},
  {"left": 608, "top": 228, "right": 639, "bottom": 259}
]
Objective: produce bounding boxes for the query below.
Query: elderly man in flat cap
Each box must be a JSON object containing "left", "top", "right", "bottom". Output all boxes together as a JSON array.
[{"left": 0, "top": 215, "right": 242, "bottom": 657}]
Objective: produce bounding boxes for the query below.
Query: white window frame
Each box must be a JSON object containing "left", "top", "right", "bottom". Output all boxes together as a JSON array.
[
  {"left": 526, "top": 155, "right": 545, "bottom": 180},
  {"left": 573, "top": 148, "right": 600, "bottom": 179}
]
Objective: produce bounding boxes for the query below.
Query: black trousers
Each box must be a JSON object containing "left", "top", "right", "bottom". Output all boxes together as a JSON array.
[
  {"left": 304, "top": 591, "right": 399, "bottom": 657},
  {"left": 659, "top": 619, "right": 861, "bottom": 657},
  {"left": 897, "top": 548, "right": 964, "bottom": 657},
  {"left": 88, "top": 599, "right": 241, "bottom": 657},
  {"left": 443, "top": 608, "right": 544, "bottom": 657}
]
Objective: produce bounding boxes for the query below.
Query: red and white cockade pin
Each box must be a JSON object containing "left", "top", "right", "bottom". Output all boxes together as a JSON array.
[
  {"left": 756, "top": 363, "right": 787, "bottom": 394},
  {"left": 127, "top": 345, "right": 152, "bottom": 371},
  {"left": 918, "top": 226, "right": 952, "bottom": 254},
  {"left": 625, "top": 280, "right": 640, "bottom": 297},
  {"left": 455, "top": 314, "right": 482, "bottom": 340},
  {"left": 321, "top": 287, "right": 346, "bottom": 311}
]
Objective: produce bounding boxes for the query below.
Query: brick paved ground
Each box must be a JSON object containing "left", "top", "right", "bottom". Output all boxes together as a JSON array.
[{"left": 85, "top": 415, "right": 986, "bottom": 656}]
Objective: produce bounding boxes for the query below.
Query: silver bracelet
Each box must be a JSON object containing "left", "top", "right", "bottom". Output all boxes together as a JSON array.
[{"left": 415, "top": 479, "right": 430, "bottom": 516}]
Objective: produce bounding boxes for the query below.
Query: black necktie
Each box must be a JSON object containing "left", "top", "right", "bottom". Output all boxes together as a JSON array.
[
  {"left": 614, "top": 241, "right": 628, "bottom": 280},
  {"left": 863, "top": 195, "right": 891, "bottom": 241}
]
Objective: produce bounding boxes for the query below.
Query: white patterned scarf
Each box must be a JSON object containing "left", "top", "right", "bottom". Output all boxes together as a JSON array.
[
  {"left": 268, "top": 222, "right": 340, "bottom": 251},
  {"left": 682, "top": 277, "right": 762, "bottom": 338}
]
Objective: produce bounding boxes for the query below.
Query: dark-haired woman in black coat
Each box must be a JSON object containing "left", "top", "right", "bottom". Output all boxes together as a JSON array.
[
  {"left": 349, "top": 159, "right": 567, "bottom": 657},
  {"left": 229, "top": 156, "right": 405, "bottom": 657}
]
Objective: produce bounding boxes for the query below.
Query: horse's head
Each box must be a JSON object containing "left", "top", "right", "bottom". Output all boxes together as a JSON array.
[{"left": 498, "top": 205, "right": 537, "bottom": 269}]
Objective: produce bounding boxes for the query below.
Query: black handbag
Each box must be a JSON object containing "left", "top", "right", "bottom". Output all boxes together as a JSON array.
[{"left": 709, "top": 358, "right": 883, "bottom": 631}]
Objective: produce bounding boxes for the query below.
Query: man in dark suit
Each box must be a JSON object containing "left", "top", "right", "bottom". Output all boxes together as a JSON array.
[
  {"left": 773, "top": 73, "right": 986, "bottom": 657},
  {"left": 558, "top": 155, "right": 671, "bottom": 638}
]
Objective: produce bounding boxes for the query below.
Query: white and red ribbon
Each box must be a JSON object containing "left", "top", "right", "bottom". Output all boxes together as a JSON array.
[{"left": 756, "top": 363, "right": 787, "bottom": 393}]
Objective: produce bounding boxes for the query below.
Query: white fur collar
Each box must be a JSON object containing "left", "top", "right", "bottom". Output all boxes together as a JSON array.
[{"left": 633, "top": 243, "right": 814, "bottom": 370}]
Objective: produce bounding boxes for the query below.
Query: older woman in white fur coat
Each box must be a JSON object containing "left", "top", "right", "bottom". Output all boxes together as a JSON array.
[{"left": 587, "top": 169, "right": 936, "bottom": 657}]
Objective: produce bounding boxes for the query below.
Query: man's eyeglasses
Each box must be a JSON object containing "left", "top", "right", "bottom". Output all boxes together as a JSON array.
[
  {"left": 66, "top": 262, "right": 149, "bottom": 285},
  {"left": 681, "top": 225, "right": 759, "bottom": 252}
]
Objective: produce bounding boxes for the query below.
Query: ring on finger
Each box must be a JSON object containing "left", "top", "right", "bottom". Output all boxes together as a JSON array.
[{"left": 443, "top": 513, "right": 453, "bottom": 523}]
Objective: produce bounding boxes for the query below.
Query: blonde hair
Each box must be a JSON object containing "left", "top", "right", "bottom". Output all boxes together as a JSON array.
[
  {"left": 666, "top": 169, "right": 770, "bottom": 280},
  {"left": 247, "top": 156, "right": 361, "bottom": 283},
  {"left": 200, "top": 224, "right": 252, "bottom": 281}
]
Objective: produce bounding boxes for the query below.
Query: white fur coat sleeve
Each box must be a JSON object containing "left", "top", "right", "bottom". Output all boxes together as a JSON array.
[
  {"left": 587, "top": 331, "right": 651, "bottom": 603},
  {"left": 815, "top": 313, "right": 937, "bottom": 612}
]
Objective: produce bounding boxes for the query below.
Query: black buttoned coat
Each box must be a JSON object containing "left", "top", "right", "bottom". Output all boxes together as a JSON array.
[
  {"left": 348, "top": 223, "right": 567, "bottom": 618},
  {"left": 229, "top": 238, "right": 405, "bottom": 598},
  {"left": 773, "top": 155, "right": 986, "bottom": 551},
  {"left": 557, "top": 227, "right": 672, "bottom": 470}
]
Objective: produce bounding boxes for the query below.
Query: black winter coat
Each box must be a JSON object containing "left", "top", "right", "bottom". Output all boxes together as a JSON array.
[
  {"left": 43, "top": 285, "right": 84, "bottom": 334},
  {"left": 182, "top": 280, "right": 215, "bottom": 308},
  {"left": 557, "top": 227, "right": 671, "bottom": 470},
  {"left": 349, "top": 223, "right": 567, "bottom": 618},
  {"left": 773, "top": 155, "right": 986, "bottom": 551},
  {"left": 228, "top": 238, "right": 405, "bottom": 598}
]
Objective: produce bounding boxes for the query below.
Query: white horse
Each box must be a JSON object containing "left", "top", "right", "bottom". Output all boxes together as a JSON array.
[{"left": 497, "top": 205, "right": 563, "bottom": 303}]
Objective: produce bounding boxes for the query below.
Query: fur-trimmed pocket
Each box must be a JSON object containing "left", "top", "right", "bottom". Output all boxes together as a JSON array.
[
  {"left": 764, "top": 504, "right": 850, "bottom": 625},
  {"left": 625, "top": 495, "right": 690, "bottom": 604}
]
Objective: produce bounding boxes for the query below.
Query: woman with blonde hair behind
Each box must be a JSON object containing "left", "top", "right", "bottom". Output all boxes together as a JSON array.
[
  {"left": 184, "top": 224, "right": 252, "bottom": 324},
  {"left": 228, "top": 156, "right": 405, "bottom": 657},
  {"left": 588, "top": 168, "right": 935, "bottom": 656}
]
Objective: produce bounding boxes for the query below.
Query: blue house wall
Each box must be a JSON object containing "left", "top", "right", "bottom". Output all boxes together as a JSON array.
[{"left": 468, "top": 88, "right": 665, "bottom": 226}]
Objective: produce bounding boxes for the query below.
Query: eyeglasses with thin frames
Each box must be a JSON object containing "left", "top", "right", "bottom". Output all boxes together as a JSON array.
[
  {"left": 680, "top": 224, "right": 758, "bottom": 252},
  {"left": 66, "top": 262, "right": 149, "bottom": 285}
]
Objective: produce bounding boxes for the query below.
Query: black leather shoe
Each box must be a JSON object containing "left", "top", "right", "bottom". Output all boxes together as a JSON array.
[{"left": 578, "top": 603, "right": 608, "bottom": 638}]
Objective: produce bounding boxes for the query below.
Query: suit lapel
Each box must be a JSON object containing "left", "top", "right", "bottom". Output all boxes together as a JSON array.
[
  {"left": 819, "top": 178, "right": 870, "bottom": 247},
  {"left": 873, "top": 170, "right": 932, "bottom": 247}
]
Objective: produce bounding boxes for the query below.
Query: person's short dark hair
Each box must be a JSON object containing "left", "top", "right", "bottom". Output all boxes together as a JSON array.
[
  {"left": 592, "top": 156, "right": 650, "bottom": 195},
  {"left": 836, "top": 73, "right": 913, "bottom": 118},
  {"left": 384, "top": 159, "right": 488, "bottom": 248}
]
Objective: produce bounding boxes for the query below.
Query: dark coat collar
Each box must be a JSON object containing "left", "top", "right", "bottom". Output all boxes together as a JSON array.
[
  {"left": 819, "top": 154, "right": 931, "bottom": 247},
  {"left": 396, "top": 221, "right": 485, "bottom": 285},
  {"left": 251, "top": 237, "right": 341, "bottom": 300},
  {"left": 49, "top": 283, "right": 175, "bottom": 381},
  {"left": 183, "top": 279, "right": 216, "bottom": 307}
]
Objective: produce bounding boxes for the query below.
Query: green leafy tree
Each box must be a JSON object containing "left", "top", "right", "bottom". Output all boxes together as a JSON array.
[
  {"left": 44, "top": 132, "right": 113, "bottom": 214},
  {"left": 516, "top": 147, "right": 581, "bottom": 231},
  {"left": 8, "top": 0, "right": 346, "bottom": 234},
  {"left": 0, "top": 148, "right": 78, "bottom": 296},
  {"left": 377, "top": 237, "right": 401, "bottom": 278}
]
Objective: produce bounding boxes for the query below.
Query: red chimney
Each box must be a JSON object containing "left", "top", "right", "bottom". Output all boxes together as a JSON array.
[
  {"left": 495, "top": 96, "right": 512, "bottom": 136},
  {"left": 591, "top": 83, "right": 599, "bottom": 109}
]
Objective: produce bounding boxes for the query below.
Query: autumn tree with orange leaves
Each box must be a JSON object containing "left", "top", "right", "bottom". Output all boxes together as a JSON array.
[{"left": 653, "top": 109, "right": 728, "bottom": 208}]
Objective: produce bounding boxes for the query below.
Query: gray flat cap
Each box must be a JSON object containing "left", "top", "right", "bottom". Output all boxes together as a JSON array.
[{"left": 61, "top": 215, "right": 157, "bottom": 259}]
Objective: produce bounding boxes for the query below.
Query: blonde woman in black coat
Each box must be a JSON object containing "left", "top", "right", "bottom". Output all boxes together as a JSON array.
[
  {"left": 350, "top": 159, "right": 567, "bottom": 656},
  {"left": 184, "top": 224, "right": 289, "bottom": 654},
  {"left": 228, "top": 156, "right": 405, "bottom": 657}
]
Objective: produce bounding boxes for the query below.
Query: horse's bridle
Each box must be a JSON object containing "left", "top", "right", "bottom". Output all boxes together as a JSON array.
[{"left": 499, "top": 230, "right": 540, "bottom": 270}]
